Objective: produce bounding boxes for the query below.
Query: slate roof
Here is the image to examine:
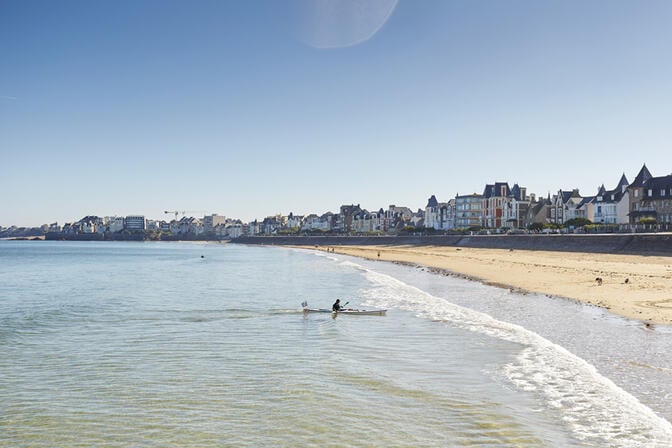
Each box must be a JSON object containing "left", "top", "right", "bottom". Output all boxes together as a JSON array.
[
  {"left": 560, "top": 190, "right": 574, "bottom": 203},
  {"left": 643, "top": 174, "right": 672, "bottom": 199},
  {"left": 426, "top": 195, "right": 439, "bottom": 208},
  {"left": 595, "top": 174, "right": 629, "bottom": 203},
  {"left": 529, "top": 200, "right": 548, "bottom": 217},
  {"left": 631, "top": 164, "right": 652, "bottom": 187},
  {"left": 617, "top": 173, "right": 629, "bottom": 190},
  {"left": 482, "top": 182, "right": 511, "bottom": 198},
  {"left": 511, "top": 184, "right": 522, "bottom": 201},
  {"left": 577, "top": 196, "right": 595, "bottom": 208}
]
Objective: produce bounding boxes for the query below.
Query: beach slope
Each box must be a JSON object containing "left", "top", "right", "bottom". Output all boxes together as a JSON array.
[{"left": 322, "top": 245, "right": 672, "bottom": 325}]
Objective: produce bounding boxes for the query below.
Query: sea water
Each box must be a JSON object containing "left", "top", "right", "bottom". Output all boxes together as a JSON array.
[{"left": 1, "top": 241, "right": 671, "bottom": 447}]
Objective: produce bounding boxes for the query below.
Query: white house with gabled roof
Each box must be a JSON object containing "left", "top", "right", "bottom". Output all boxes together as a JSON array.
[{"left": 593, "top": 174, "right": 630, "bottom": 224}]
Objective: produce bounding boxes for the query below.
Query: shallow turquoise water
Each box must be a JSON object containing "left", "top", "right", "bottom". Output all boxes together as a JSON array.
[{"left": 1, "top": 241, "right": 670, "bottom": 447}]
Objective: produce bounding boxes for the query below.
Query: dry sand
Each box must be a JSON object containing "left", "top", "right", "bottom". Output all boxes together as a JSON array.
[{"left": 317, "top": 245, "right": 672, "bottom": 325}]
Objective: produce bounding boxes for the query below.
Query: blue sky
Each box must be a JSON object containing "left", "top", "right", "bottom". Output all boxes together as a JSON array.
[{"left": 2, "top": 0, "right": 671, "bottom": 227}]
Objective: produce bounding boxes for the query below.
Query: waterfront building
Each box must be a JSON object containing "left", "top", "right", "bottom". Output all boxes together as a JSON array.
[
  {"left": 246, "top": 220, "right": 261, "bottom": 236},
  {"left": 550, "top": 189, "right": 585, "bottom": 225},
  {"left": 261, "top": 216, "right": 281, "bottom": 235},
  {"left": 425, "top": 195, "right": 453, "bottom": 230},
  {"left": 105, "top": 216, "right": 125, "bottom": 233},
  {"left": 48, "top": 222, "right": 62, "bottom": 232},
  {"left": 203, "top": 214, "right": 226, "bottom": 232},
  {"left": 455, "top": 194, "right": 483, "bottom": 229},
  {"left": 224, "top": 223, "right": 244, "bottom": 239},
  {"left": 526, "top": 194, "right": 553, "bottom": 227},
  {"left": 337, "top": 204, "right": 363, "bottom": 233},
  {"left": 301, "top": 214, "right": 328, "bottom": 232},
  {"left": 593, "top": 174, "right": 630, "bottom": 224},
  {"left": 480, "top": 182, "right": 530, "bottom": 229},
  {"left": 385, "top": 205, "right": 414, "bottom": 231},
  {"left": 285, "top": 213, "right": 303, "bottom": 230},
  {"left": 145, "top": 220, "right": 160, "bottom": 231},
  {"left": 504, "top": 184, "right": 530, "bottom": 229},
  {"left": 124, "top": 215, "right": 146, "bottom": 231},
  {"left": 482, "top": 182, "right": 510, "bottom": 228},
  {"left": 352, "top": 209, "right": 376, "bottom": 233},
  {"left": 628, "top": 164, "right": 672, "bottom": 224},
  {"left": 576, "top": 196, "right": 595, "bottom": 224},
  {"left": 169, "top": 216, "right": 203, "bottom": 235}
]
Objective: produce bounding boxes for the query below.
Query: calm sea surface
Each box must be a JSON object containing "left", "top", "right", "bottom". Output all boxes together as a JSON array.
[{"left": 1, "top": 241, "right": 671, "bottom": 447}]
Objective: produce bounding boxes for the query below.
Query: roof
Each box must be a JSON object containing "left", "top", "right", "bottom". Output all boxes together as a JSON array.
[
  {"left": 578, "top": 196, "right": 595, "bottom": 208},
  {"left": 643, "top": 174, "right": 672, "bottom": 199},
  {"left": 455, "top": 193, "right": 483, "bottom": 200},
  {"left": 617, "top": 173, "right": 629, "bottom": 189},
  {"left": 511, "top": 184, "right": 522, "bottom": 201},
  {"left": 426, "top": 195, "right": 439, "bottom": 208},
  {"left": 631, "top": 164, "right": 652, "bottom": 187},
  {"left": 529, "top": 200, "right": 548, "bottom": 216},
  {"left": 595, "top": 175, "right": 628, "bottom": 203},
  {"left": 482, "top": 182, "right": 511, "bottom": 198}
]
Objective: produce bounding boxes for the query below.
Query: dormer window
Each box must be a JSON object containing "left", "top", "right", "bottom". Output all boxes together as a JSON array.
[
  {"left": 662, "top": 189, "right": 667, "bottom": 196},
  {"left": 611, "top": 194, "right": 614, "bottom": 200},
  {"left": 648, "top": 189, "right": 653, "bottom": 196}
]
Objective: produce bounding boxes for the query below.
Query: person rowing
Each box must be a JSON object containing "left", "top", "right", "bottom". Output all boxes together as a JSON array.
[{"left": 332, "top": 299, "right": 341, "bottom": 312}]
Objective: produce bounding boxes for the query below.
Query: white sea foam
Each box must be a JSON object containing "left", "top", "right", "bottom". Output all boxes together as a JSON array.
[{"left": 358, "top": 267, "right": 672, "bottom": 447}]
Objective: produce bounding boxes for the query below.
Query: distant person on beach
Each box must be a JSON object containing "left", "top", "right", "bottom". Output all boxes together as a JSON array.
[{"left": 332, "top": 299, "right": 341, "bottom": 312}]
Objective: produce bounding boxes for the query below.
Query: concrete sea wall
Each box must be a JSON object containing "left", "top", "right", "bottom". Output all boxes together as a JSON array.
[{"left": 233, "top": 234, "right": 672, "bottom": 256}]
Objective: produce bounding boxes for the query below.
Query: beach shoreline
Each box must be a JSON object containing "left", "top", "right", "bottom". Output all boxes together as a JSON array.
[{"left": 312, "top": 244, "right": 672, "bottom": 326}]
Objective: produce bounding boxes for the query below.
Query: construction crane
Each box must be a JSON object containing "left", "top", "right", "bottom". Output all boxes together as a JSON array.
[{"left": 164, "top": 210, "right": 204, "bottom": 220}]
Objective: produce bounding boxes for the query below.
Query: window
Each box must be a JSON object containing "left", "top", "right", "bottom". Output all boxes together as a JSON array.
[
  {"left": 648, "top": 189, "right": 653, "bottom": 196},
  {"left": 634, "top": 190, "right": 639, "bottom": 197},
  {"left": 662, "top": 189, "right": 666, "bottom": 196}
]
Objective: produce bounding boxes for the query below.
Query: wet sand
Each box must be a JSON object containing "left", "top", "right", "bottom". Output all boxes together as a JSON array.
[{"left": 318, "top": 245, "right": 672, "bottom": 325}]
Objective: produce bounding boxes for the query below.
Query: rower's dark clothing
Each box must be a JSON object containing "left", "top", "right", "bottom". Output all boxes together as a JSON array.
[{"left": 332, "top": 300, "right": 341, "bottom": 311}]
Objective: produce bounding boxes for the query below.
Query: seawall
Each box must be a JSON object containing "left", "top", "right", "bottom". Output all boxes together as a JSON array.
[{"left": 233, "top": 234, "right": 672, "bottom": 256}]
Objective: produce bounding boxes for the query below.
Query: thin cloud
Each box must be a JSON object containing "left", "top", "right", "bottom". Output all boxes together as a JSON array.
[{"left": 1, "top": 95, "right": 17, "bottom": 100}]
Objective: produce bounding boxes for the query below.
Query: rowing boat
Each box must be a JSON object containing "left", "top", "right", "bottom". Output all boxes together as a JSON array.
[{"left": 302, "top": 308, "right": 387, "bottom": 316}]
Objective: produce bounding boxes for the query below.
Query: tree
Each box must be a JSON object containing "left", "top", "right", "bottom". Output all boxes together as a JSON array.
[
  {"left": 564, "top": 218, "right": 592, "bottom": 228},
  {"left": 638, "top": 217, "right": 657, "bottom": 225}
]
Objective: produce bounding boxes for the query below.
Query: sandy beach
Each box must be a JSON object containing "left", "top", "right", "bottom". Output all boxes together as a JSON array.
[{"left": 318, "top": 245, "right": 672, "bottom": 325}]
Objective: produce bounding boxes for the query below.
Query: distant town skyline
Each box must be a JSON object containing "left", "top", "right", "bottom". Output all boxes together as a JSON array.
[
  {"left": 2, "top": 161, "right": 666, "bottom": 229},
  {"left": 2, "top": 1, "right": 672, "bottom": 227}
]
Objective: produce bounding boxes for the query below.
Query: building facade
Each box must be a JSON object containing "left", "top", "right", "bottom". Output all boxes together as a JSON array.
[
  {"left": 455, "top": 194, "right": 483, "bottom": 228},
  {"left": 124, "top": 215, "right": 146, "bottom": 231}
]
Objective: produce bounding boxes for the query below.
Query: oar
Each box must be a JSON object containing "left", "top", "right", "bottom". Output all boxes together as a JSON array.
[{"left": 338, "top": 301, "right": 349, "bottom": 311}]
